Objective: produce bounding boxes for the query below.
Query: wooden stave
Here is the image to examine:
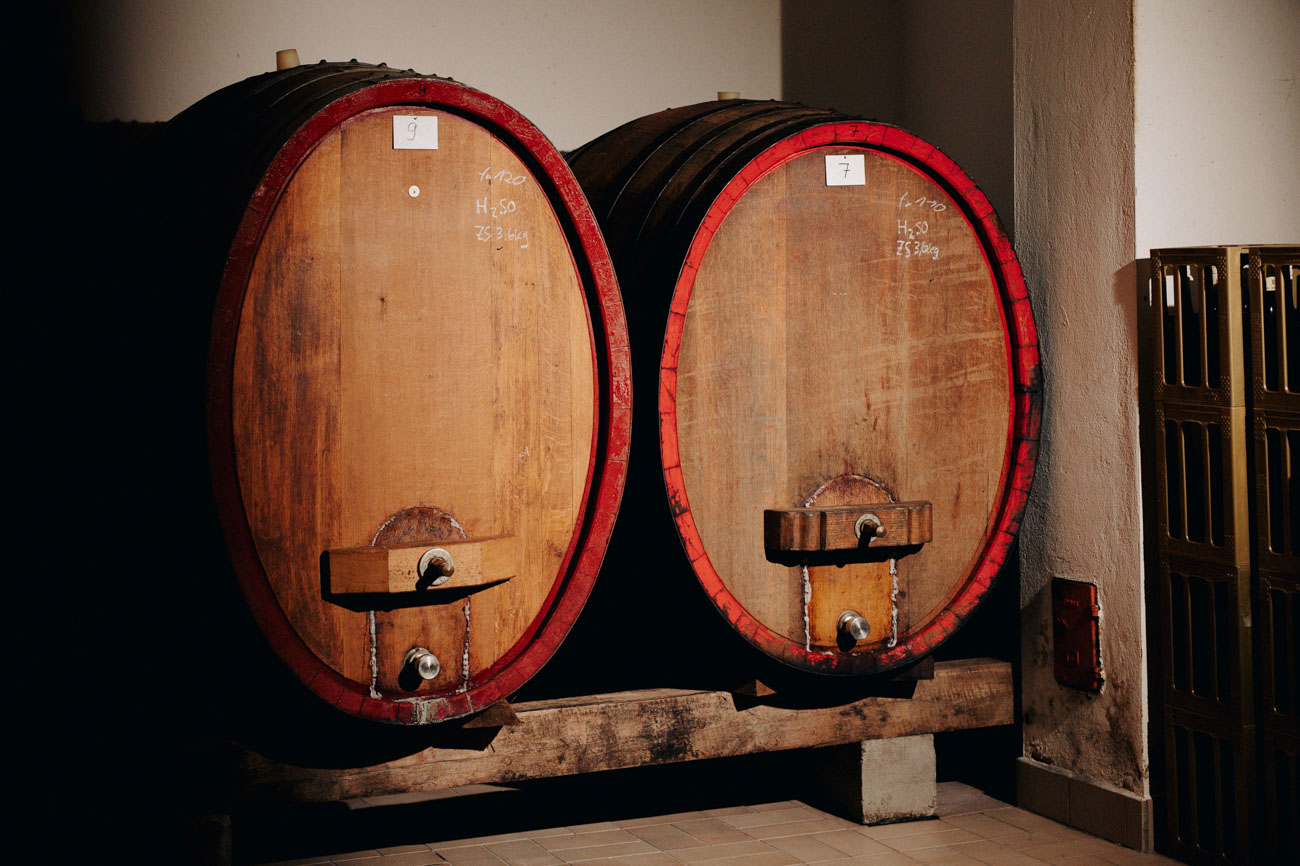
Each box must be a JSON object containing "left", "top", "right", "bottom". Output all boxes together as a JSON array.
[
  {"left": 159, "top": 63, "right": 629, "bottom": 724},
  {"left": 568, "top": 101, "right": 1040, "bottom": 680}
]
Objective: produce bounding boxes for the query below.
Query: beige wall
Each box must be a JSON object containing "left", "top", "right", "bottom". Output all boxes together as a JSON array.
[
  {"left": 65, "top": 0, "right": 781, "bottom": 151},
  {"left": 1015, "top": 0, "right": 1299, "bottom": 809},
  {"left": 1135, "top": 0, "right": 1300, "bottom": 255},
  {"left": 1015, "top": 0, "right": 1146, "bottom": 795}
]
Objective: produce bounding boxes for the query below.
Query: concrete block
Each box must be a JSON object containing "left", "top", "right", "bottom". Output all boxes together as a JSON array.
[{"left": 812, "top": 735, "right": 937, "bottom": 824}]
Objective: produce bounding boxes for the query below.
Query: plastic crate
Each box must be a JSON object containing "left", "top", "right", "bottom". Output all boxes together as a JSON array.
[
  {"left": 1253, "top": 408, "right": 1299, "bottom": 573},
  {"left": 1153, "top": 402, "right": 1250, "bottom": 565},
  {"left": 1155, "top": 555, "right": 1253, "bottom": 722},
  {"left": 1151, "top": 247, "right": 1248, "bottom": 408},
  {"left": 1248, "top": 246, "right": 1300, "bottom": 412},
  {"left": 1255, "top": 568, "right": 1297, "bottom": 731},
  {"left": 1258, "top": 722, "right": 1299, "bottom": 866},
  {"left": 1160, "top": 706, "right": 1256, "bottom": 865}
]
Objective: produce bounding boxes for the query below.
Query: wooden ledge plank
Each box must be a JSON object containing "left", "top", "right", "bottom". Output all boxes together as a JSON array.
[
  {"left": 327, "top": 536, "right": 516, "bottom": 595},
  {"left": 764, "top": 502, "right": 933, "bottom": 552},
  {"left": 201, "top": 659, "right": 1010, "bottom": 808}
]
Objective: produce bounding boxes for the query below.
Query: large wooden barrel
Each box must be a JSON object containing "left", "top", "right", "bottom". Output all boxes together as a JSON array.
[
  {"left": 153, "top": 62, "right": 628, "bottom": 724},
  {"left": 567, "top": 100, "right": 1039, "bottom": 680}
]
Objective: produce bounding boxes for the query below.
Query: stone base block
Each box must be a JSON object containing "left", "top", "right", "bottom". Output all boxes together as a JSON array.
[{"left": 812, "top": 734, "right": 937, "bottom": 825}]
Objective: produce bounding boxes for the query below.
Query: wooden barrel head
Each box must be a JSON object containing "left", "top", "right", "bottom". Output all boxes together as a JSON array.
[
  {"left": 205, "top": 71, "right": 630, "bottom": 722},
  {"left": 656, "top": 120, "right": 1039, "bottom": 676}
]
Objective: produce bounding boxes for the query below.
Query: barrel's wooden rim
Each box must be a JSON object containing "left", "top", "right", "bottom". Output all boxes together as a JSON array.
[
  {"left": 658, "top": 121, "right": 1041, "bottom": 676},
  {"left": 207, "top": 71, "right": 630, "bottom": 723}
]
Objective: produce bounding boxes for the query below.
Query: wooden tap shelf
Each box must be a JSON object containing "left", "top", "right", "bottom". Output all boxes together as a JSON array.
[
  {"left": 765, "top": 502, "right": 933, "bottom": 554},
  {"left": 326, "top": 536, "right": 516, "bottom": 597}
]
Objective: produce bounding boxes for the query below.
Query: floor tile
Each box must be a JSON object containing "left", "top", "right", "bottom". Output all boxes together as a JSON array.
[
  {"left": 538, "top": 830, "right": 642, "bottom": 852},
  {"left": 671, "top": 839, "right": 783, "bottom": 863},
  {"left": 750, "top": 801, "right": 803, "bottom": 812},
  {"left": 565, "top": 822, "right": 623, "bottom": 834},
  {"left": 937, "top": 812, "right": 1032, "bottom": 839},
  {"left": 860, "top": 820, "right": 945, "bottom": 841},
  {"left": 903, "top": 847, "right": 990, "bottom": 865},
  {"left": 1014, "top": 837, "right": 1131, "bottom": 864},
  {"left": 746, "top": 819, "right": 849, "bottom": 840},
  {"left": 671, "top": 818, "right": 752, "bottom": 844},
  {"left": 764, "top": 832, "right": 856, "bottom": 862},
  {"left": 717, "top": 807, "right": 821, "bottom": 829},
  {"left": 616, "top": 811, "right": 712, "bottom": 829},
  {"left": 372, "top": 852, "right": 450, "bottom": 866},
  {"left": 876, "top": 829, "right": 982, "bottom": 852},
  {"left": 942, "top": 839, "right": 1048, "bottom": 865},
  {"left": 702, "top": 852, "right": 801, "bottom": 866},
  {"left": 437, "top": 848, "right": 508, "bottom": 866},
  {"left": 983, "top": 807, "right": 1074, "bottom": 834},
  {"left": 832, "top": 854, "right": 925, "bottom": 865},
  {"left": 811, "top": 829, "right": 893, "bottom": 857},
  {"left": 599, "top": 855, "right": 686, "bottom": 866},
  {"left": 557, "top": 840, "right": 659, "bottom": 862},
  {"left": 434, "top": 833, "right": 529, "bottom": 850},
  {"left": 328, "top": 850, "right": 383, "bottom": 862},
  {"left": 627, "top": 823, "right": 708, "bottom": 850},
  {"left": 483, "top": 839, "right": 564, "bottom": 866}
]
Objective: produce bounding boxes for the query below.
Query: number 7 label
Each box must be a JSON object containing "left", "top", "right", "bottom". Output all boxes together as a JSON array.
[{"left": 825, "top": 153, "right": 865, "bottom": 186}]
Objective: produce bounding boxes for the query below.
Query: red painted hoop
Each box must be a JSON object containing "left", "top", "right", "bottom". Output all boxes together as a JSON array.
[
  {"left": 206, "top": 72, "right": 630, "bottom": 722},
  {"left": 658, "top": 121, "right": 1040, "bottom": 676}
]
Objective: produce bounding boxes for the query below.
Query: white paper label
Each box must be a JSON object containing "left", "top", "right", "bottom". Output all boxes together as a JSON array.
[
  {"left": 393, "top": 115, "right": 438, "bottom": 150},
  {"left": 825, "top": 154, "right": 865, "bottom": 186},
  {"left": 1164, "top": 274, "right": 1176, "bottom": 308}
]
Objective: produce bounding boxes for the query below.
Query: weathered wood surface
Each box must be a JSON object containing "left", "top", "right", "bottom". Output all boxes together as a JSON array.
[
  {"left": 232, "top": 108, "right": 595, "bottom": 697},
  {"left": 327, "top": 536, "right": 517, "bottom": 596},
  {"left": 192, "top": 658, "right": 1010, "bottom": 808},
  {"left": 675, "top": 149, "right": 1010, "bottom": 651},
  {"left": 569, "top": 103, "right": 1039, "bottom": 679}
]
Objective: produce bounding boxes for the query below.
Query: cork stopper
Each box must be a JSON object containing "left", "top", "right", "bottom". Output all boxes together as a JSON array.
[
  {"left": 276, "top": 49, "right": 301, "bottom": 70},
  {"left": 717, "top": 91, "right": 740, "bottom": 101}
]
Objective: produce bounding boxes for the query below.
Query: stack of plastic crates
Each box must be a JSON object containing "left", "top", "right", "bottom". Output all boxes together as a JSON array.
[
  {"left": 1246, "top": 247, "right": 1298, "bottom": 865},
  {"left": 1149, "top": 245, "right": 1298, "bottom": 864}
]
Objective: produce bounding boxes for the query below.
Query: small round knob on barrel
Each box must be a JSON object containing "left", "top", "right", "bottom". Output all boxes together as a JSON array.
[
  {"left": 404, "top": 647, "right": 442, "bottom": 680},
  {"left": 838, "top": 610, "right": 871, "bottom": 643},
  {"left": 417, "top": 547, "right": 455, "bottom": 587},
  {"left": 854, "top": 513, "right": 886, "bottom": 540}
]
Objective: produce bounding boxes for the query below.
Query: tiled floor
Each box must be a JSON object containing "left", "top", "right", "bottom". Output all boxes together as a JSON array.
[{"left": 239, "top": 776, "right": 1182, "bottom": 866}]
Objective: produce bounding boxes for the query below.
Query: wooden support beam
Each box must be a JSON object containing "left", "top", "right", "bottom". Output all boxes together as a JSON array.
[{"left": 189, "top": 658, "right": 1010, "bottom": 808}]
